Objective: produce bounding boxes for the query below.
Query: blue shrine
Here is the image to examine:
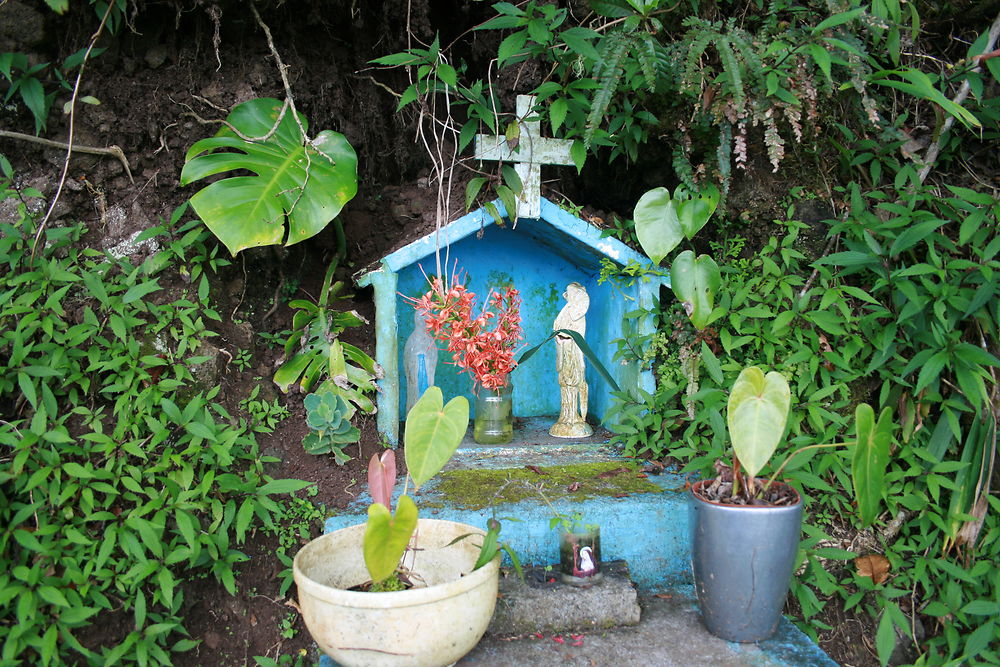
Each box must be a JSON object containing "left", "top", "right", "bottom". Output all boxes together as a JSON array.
[{"left": 355, "top": 197, "right": 666, "bottom": 446}]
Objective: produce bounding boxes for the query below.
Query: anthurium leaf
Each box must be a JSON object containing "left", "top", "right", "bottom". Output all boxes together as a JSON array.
[
  {"left": 404, "top": 387, "right": 469, "bottom": 490},
  {"left": 180, "top": 98, "right": 358, "bottom": 255},
  {"left": 674, "top": 184, "right": 720, "bottom": 239},
  {"left": 852, "top": 404, "right": 893, "bottom": 526},
  {"left": 633, "top": 187, "right": 683, "bottom": 265},
  {"left": 670, "top": 250, "right": 720, "bottom": 330},
  {"left": 368, "top": 450, "right": 397, "bottom": 509},
  {"left": 728, "top": 366, "right": 791, "bottom": 479},
  {"left": 363, "top": 495, "right": 418, "bottom": 584}
]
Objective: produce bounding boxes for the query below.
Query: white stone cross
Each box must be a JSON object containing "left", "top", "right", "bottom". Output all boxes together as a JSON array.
[{"left": 474, "top": 95, "right": 575, "bottom": 221}]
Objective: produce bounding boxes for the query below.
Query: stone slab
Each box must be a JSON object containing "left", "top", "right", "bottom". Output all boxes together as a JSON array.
[
  {"left": 460, "top": 587, "right": 838, "bottom": 667},
  {"left": 448, "top": 417, "right": 619, "bottom": 470},
  {"left": 488, "top": 561, "right": 640, "bottom": 637}
]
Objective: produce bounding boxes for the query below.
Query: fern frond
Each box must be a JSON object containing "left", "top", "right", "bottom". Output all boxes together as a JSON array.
[
  {"left": 726, "top": 27, "right": 762, "bottom": 80},
  {"left": 672, "top": 143, "right": 696, "bottom": 190},
  {"left": 717, "top": 37, "right": 745, "bottom": 113},
  {"left": 635, "top": 34, "right": 659, "bottom": 92},
  {"left": 682, "top": 19, "right": 717, "bottom": 95},
  {"left": 716, "top": 121, "right": 732, "bottom": 202},
  {"left": 585, "top": 32, "right": 630, "bottom": 148}
]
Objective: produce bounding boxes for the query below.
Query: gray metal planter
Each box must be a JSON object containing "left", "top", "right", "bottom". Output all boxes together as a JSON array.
[{"left": 689, "top": 479, "right": 803, "bottom": 642}]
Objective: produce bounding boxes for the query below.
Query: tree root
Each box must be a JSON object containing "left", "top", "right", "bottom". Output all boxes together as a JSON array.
[{"left": 0, "top": 130, "right": 134, "bottom": 184}]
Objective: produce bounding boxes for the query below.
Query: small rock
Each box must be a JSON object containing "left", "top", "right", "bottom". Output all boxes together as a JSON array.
[
  {"left": 203, "top": 631, "right": 221, "bottom": 650},
  {"left": 145, "top": 44, "right": 170, "bottom": 70},
  {"left": 0, "top": 1, "right": 45, "bottom": 52}
]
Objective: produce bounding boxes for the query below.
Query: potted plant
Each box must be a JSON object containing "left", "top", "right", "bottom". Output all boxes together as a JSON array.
[
  {"left": 292, "top": 387, "right": 506, "bottom": 667},
  {"left": 690, "top": 366, "right": 893, "bottom": 642}
]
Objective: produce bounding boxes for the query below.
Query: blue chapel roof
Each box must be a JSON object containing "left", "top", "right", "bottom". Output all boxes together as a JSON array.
[{"left": 356, "top": 197, "right": 657, "bottom": 286}]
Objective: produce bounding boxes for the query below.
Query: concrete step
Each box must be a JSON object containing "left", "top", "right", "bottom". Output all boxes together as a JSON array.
[
  {"left": 318, "top": 432, "right": 837, "bottom": 666},
  {"left": 461, "top": 586, "right": 837, "bottom": 667},
  {"left": 488, "top": 561, "right": 641, "bottom": 637}
]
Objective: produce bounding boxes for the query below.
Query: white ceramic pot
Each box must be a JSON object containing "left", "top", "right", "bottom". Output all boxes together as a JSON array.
[{"left": 293, "top": 518, "right": 500, "bottom": 667}]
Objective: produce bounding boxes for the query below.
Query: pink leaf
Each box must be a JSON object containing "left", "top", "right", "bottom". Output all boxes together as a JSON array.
[{"left": 368, "top": 450, "right": 397, "bottom": 509}]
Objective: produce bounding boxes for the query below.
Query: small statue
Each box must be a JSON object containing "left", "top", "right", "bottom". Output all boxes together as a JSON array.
[
  {"left": 550, "top": 282, "right": 593, "bottom": 438},
  {"left": 404, "top": 309, "right": 438, "bottom": 414}
]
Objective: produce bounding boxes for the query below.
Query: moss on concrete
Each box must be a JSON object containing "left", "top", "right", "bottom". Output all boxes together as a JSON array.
[{"left": 434, "top": 461, "right": 662, "bottom": 510}]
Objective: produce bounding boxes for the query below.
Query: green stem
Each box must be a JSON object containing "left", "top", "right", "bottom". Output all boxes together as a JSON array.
[
  {"left": 763, "top": 441, "right": 850, "bottom": 493},
  {"left": 317, "top": 255, "right": 340, "bottom": 308}
]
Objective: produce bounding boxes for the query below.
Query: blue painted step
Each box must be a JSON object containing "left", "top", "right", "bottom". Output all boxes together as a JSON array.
[{"left": 325, "top": 433, "right": 691, "bottom": 591}]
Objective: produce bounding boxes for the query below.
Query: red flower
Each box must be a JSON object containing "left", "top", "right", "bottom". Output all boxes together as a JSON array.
[{"left": 404, "top": 272, "right": 522, "bottom": 389}]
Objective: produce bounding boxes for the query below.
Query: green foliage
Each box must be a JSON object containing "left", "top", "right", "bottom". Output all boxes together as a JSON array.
[
  {"left": 614, "top": 166, "right": 1000, "bottom": 661},
  {"left": 180, "top": 98, "right": 358, "bottom": 255},
  {"left": 273, "top": 260, "right": 377, "bottom": 416},
  {"left": 633, "top": 184, "right": 719, "bottom": 265},
  {"left": 0, "top": 186, "right": 309, "bottom": 664},
  {"left": 727, "top": 366, "right": 791, "bottom": 480},
  {"left": 253, "top": 652, "right": 308, "bottom": 667},
  {"left": 302, "top": 391, "right": 360, "bottom": 462},
  {"left": 233, "top": 348, "right": 253, "bottom": 371},
  {"left": 363, "top": 495, "right": 419, "bottom": 584},
  {"left": 851, "top": 404, "right": 893, "bottom": 527},
  {"left": 1, "top": 48, "right": 103, "bottom": 134},
  {"left": 632, "top": 183, "right": 722, "bottom": 329},
  {"left": 263, "top": 491, "right": 324, "bottom": 599},
  {"left": 403, "top": 387, "right": 470, "bottom": 490},
  {"left": 670, "top": 250, "right": 722, "bottom": 330},
  {"left": 240, "top": 384, "right": 290, "bottom": 434},
  {"left": 360, "top": 388, "right": 474, "bottom": 584}
]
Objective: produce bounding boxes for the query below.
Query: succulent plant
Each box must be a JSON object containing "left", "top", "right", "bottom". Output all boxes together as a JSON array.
[{"left": 302, "top": 390, "right": 360, "bottom": 462}]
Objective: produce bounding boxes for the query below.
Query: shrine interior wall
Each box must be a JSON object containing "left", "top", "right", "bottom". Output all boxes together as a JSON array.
[{"left": 395, "top": 224, "right": 625, "bottom": 423}]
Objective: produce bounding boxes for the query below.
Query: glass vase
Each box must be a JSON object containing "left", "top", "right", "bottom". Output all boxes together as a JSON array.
[
  {"left": 559, "top": 523, "right": 602, "bottom": 586},
  {"left": 472, "top": 379, "right": 513, "bottom": 445}
]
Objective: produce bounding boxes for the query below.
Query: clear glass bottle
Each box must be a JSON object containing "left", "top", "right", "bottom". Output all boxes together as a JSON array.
[{"left": 472, "top": 379, "right": 513, "bottom": 444}]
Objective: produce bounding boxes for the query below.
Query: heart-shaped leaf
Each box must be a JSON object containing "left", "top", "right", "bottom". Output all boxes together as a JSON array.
[
  {"left": 363, "top": 494, "right": 418, "bottom": 584},
  {"left": 675, "top": 184, "right": 720, "bottom": 239},
  {"left": 670, "top": 250, "right": 721, "bottom": 330},
  {"left": 181, "top": 98, "right": 358, "bottom": 255},
  {"left": 728, "top": 367, "right": 791, "bottom": 479},
  {"left": 633, "top": 184, "right": 720, "bottom": 265},
  {"left": 852, "top": 404, "right": 893, "bottom": 526},
  {"left": 368, "top": 450, "right": 397, "bottom": 509},
  {"left": 404, "top": 387, "right": 470, "bottom": 490},
  {"left": 633, "top": 187, "right": 683, "bottom": 266}
]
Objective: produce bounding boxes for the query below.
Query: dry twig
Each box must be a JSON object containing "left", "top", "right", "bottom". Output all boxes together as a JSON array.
[{"left": 31, "top": 1, "right": 116, "bottom": 259}]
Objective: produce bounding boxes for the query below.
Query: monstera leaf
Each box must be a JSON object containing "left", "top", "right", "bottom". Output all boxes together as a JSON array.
[
  {"left": 364, "top": 494, "right": 418, "bottom": 584},
  {"left": 633, "top": 184, "right": 720, "bottom": 265},
  {"left": 404, "top": 387, "right": 469, "bottom": 490},
  {"left": 728, "top": 367, "right": 791, "bottom": 479},
  {"left": 671, "top": 250, "right": 721, "bottom": 330},
  {"left": 180, "top": 97, "right": 358, "bottom": 255}
]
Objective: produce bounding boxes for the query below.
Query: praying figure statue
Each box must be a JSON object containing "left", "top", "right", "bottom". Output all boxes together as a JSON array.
[
  {"left": 550, "top": 282, "right": 593, "bottom": 438},
  {"left": 404, "top": 309, "right": 438, "bottom": 414}
]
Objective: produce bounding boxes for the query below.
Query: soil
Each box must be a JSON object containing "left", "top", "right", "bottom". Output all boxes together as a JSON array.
[
  {"left": 0, "top": 1, "right": 886, "bottom": 665},
  {"left": 692, "top": 475, "right": 800, "bottom": 506}
]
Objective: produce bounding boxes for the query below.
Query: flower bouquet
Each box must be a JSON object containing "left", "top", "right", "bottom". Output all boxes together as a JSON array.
[{"left": 411, "top": 272, "right": 522, "bottom": 444}]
